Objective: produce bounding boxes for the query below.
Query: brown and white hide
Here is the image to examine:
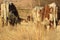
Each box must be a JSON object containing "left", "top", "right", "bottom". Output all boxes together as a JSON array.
[
  {"left": 49, "top": 3, "right": 57, "bottom": 27},
  {"left": 49, "top": 2, "right": 58, "bottom": 20},
  {"left": 44, "top": 4, "right": 50, "bottom": 20}
]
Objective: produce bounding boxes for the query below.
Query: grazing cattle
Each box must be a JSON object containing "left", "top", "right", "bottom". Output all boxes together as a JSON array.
[
  {"left": 32, "top": 6, "right": 43, "bottom": 23},
  {"left": 7, "top": 3, "right": 20, "bottom": 26},
  {"left": 1, "top": 2, "right": 9, "bottom": 26},
  {"left": 49, "top": 3, "right": 57, "bottom": 28},
  {"left": 32, "top": 3, "right": 58, "bottom": 30},
  {"left": 8, "top": 11, "right": 18, "bottom": 25},
  {"left": 44, "top": 4, "right": 50, "bottom": 20}
]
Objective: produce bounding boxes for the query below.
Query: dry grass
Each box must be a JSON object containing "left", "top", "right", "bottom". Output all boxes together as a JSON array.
[
  {"left": 0, "top": 19, "right": 60, "bottom": 40},
  {"left": 0, "top": 21, "right": 44, "bottom": 40}
]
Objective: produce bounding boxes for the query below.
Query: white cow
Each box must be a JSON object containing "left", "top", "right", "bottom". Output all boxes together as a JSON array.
[
  {"left": 1, "top": 2, "right": 9, "bottom": 25},
  {"left": 49, "top": 2, "right": 57, "bottom": 28},
  {"left": 32, "top": 6, "right": 43, "bottom": 23}
]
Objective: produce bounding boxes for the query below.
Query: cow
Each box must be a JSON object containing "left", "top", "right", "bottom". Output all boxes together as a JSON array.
[
  {"left": 7, "top": 3, "right": 21, "bottom": 26},
  {"left": 49, "top": 3, "right": 57, "bottom": 28},
  {"left": 32, "top": 6, "right": 43, "bottom": 24}
]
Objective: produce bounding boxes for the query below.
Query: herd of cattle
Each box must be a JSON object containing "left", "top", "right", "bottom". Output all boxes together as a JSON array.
[
  {"left": 1, "top": 2, "right": 60, "bottom": 30},
  {"left": 32, "top": 2, "right": 58, "bottom": 29},
  {"left": 1, "top": 2, "right": 21, "bottom": 26}
]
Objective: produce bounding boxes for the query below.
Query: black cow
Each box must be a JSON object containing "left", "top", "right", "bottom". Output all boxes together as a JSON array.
[{"left": 7, "top": 3, "right": 21, "bottom": 26}]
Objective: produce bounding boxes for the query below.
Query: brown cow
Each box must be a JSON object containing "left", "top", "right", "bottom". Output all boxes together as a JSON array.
[{"left": 44, "top": 4, "right": 50, "bottom": 20}]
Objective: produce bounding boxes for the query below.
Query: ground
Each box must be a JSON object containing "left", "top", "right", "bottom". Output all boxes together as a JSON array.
[{"left": 0, "top": 21, "right": 60, "bottom": 40}]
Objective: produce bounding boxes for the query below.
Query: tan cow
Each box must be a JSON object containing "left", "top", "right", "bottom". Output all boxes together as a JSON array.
[
  {"left": 1, "top": 2, "right": 9, "bottom": 26},
  {"left": 32, "top": 6, "right": 43, "bottom": 24}
]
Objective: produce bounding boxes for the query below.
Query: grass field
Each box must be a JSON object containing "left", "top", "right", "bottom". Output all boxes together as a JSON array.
[{"left": 0, "top": 20, "right": 60, "bottom": 40}]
